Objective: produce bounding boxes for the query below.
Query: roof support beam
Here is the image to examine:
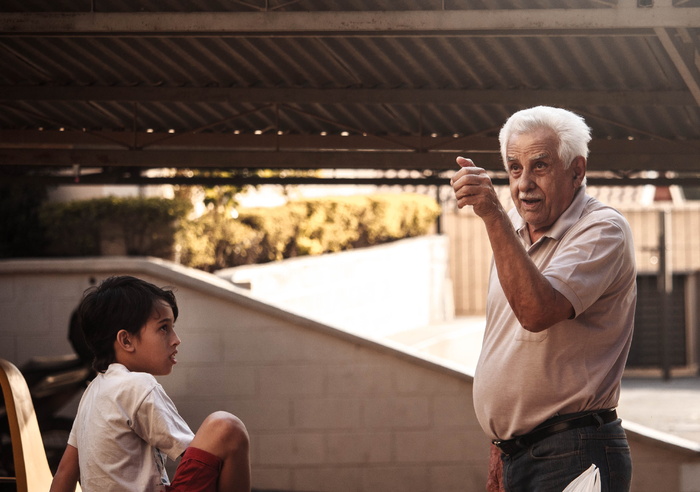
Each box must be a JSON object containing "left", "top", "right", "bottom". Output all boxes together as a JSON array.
[
  {"left": 6, "top": 174, "right": 700, "bottom": 188},
  {"left": 1, "top": 86, "right": 694, "bottom": 107},
  {"left": 655, "top": 28, "right": 700, "bottom": 106},
  {"left": 2, "top": 131, "right": 697, "bottom": 156},
  {"left": 1, "top": 148, "right": 697, "bottom": 173},
  {"left": 1, "top": 7, "right": 699, "bottom": 36}
]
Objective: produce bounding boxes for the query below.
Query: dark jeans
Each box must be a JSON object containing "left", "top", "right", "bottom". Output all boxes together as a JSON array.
[{"left": 501, "top": 419, "right": 632, "bottom": 492}]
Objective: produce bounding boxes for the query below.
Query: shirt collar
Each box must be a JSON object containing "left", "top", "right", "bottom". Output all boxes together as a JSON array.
[{"left": 514, "top": 185, "right": 588, "bottom": 245}]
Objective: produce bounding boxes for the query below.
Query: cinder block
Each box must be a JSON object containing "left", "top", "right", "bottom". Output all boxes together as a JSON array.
[
  {"left": 17, "top": 335, "right": 75, "bottom": 363},
  {"left": 395, "top": 363, "right": 467, "bottom": 395},
  {"left": 430, "top": 464, "right": 488, "bottom": 492},
  {"left": 225, "top": 327, "right": 357, "bottom": 364},
  {"left": 0, "top": 336, "right": 17, "bottom": 362},
  {"left": 248, "top": 467, "right": 292, "bottom": 492},
  {"left": 363, "top": 465, "right": 430, "bottom": 492},
  {"left": 256, "top": 432, "right": 326, "bottom": 465},
  {"left": 294, "top": 466, "right": 364, "bottom": 492},
  {"left": 362, "top": 396, "right": 430, "bottom": 429},
  {"left": 2, "top": 301, "right": 50, "bottom": 335},
  {"left": 182, "top": 296, "right": 281, "bottom": 333},
  {"left": 49, "top": 299, "right": 79, "bottom": 335},
  {"left": 227, "top": 398, "right": 291, "bottom": 431},
  {"left": 157, "top": 370, "right": 188, "bottom": 397},
  {"left": 630, "top": 460, "right": 680, "bottom": 492},
  {"left": 185, "top": 365, "right": 256, "bottom": 397},
  {"left": 326, "top": 431, "right": 392, "bottom": 464},
  {"left": 173, "top": 396, "right": 230, "bottom": 430},
  {"left": 178, "top": 332, "right": 224, "bottom": 363},
  {"left": 681, "top": 463, "right": 700, "bottom": 492},
  {"left": 395, "top": 430, "right": 480, "bottom": 463},
  {"left": 326, "top": 362, "right": 394, "bottom": 395},
  {"left": 224, "top": 328, "right": 289, "bottom": 363},
  {"left": 0, "top": 278, "right": 15, "bottom": 300},
  {"left": 431, "top": 394, "right": 476, "bottom": 427},
  {"left": 293, "top": 398, "right": 361, "bottom": 430},
  {"left": 258, "top": 365, "right": 325, "bottom": 396}
]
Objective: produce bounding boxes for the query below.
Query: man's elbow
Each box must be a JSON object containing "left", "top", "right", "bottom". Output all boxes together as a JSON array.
[
  {"left": 517, "top": 307, "right": 574, "bottom": 333},
  {"left": 515, "top": 291, "right": 574, "bottom": 332},
  {"left": 519, "top": 318, "right": 551, "bottom": 333},
  {"left": 521, "top": 323, "right": 552, "bottom": 333}
]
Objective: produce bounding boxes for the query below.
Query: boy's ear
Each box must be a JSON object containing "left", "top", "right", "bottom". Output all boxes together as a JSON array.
[{"left": 116, "top": 329, "right": 136, "bottom": 352}]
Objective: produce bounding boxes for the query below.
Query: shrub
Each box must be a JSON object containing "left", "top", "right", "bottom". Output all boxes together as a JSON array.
[
  {"left": 39, "top": 197, "right": 190, "bottom": 258},
  {"left": 181, "top": 193, "right": 441, "bottom": 268},
  {"left": 177, "top": 212, "right": 263, "bottom": 272},
  {"left": 36, "top": 192, "right": 441, "bottom": 272}
]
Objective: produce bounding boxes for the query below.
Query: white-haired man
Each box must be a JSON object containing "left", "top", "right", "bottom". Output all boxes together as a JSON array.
[{"left": 451, "top": 106, "right": 636, "bottom": 491}]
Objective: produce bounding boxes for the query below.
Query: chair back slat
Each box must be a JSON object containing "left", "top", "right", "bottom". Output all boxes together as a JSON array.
[{"left": 0, "top": 358, "right": 57, "bottom": 492}]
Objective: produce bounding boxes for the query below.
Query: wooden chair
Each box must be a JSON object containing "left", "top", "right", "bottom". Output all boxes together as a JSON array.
[{"left": 0, "top": 358, "right": 80, "bottom": 492}]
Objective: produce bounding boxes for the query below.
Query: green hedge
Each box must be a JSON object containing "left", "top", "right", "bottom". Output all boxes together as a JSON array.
[
  {"left": 39, "top": 197, "right": 191, "bottom": 258},
  {"left": 179, "top": 193, "right": 441, "bottom": 271},
  {"left": 35, "top": 193, "right": 441, "bottom": 272}
]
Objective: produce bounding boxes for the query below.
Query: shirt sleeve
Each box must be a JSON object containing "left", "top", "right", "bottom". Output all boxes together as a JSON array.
[
  {"left": 130, "top": 384, "right": 195, "bottom": 461},
  {"left": 543, "top": 212, "right": 630, "bottom": 317}
]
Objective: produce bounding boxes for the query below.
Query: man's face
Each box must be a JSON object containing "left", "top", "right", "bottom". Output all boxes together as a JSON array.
[{"left": 506, "top": 128, "right": 584, "bottom": 242}]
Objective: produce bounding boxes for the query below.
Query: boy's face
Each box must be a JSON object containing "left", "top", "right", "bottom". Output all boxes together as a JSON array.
[{"left": 129, "top": 300, "right": 181, "bottom": 376}]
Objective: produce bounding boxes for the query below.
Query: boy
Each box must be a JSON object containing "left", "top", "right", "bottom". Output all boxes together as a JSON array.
[{"left": 50, "top": 276, "right": 251, "bottom": 492}]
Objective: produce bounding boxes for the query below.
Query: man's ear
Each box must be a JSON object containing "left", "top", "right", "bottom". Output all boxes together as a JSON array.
[
  {"left": 116, "top": 329, "right": 136, "bottom": 353},
  {"left": 571, "top": 156, "right": 586, "bottom": 187}
]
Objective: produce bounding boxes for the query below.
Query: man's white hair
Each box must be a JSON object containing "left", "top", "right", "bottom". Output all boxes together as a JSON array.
[{"left": 498, "top": 106, "right": 592, "bottom": 170}]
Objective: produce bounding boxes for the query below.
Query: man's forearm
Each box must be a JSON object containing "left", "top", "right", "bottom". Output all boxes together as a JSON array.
[{"left": 482, "top": 211, "right": 574, "bottom": 332}]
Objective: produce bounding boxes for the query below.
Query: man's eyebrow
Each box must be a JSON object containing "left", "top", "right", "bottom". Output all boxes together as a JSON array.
[{"left": 506, "top": 152, "right": 550, "bottom": 162}]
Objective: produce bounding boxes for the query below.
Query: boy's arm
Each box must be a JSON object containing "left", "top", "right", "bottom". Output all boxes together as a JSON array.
[{"left": 49, "top": 444, "right": 80, "bottom": 492}]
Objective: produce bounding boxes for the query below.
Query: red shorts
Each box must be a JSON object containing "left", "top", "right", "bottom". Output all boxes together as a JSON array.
[{"left": 166, "top": 447, "right": 222, "bottom": 492}]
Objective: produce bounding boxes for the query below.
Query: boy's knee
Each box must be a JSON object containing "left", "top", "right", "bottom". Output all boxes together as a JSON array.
[{"left": 201, "top": 411, "right": 249, "bottom": 455}]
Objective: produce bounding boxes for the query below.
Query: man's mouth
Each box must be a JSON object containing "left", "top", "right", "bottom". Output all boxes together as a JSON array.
[
  {"left": 170, "top": 351, "right": 178, "bottom": 364},
  {"left": 520, "top": 195, "right": 541, "bottom": 206}
]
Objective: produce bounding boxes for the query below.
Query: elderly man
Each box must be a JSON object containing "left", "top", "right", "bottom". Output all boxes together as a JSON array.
[{"left": 451, "top": 106, "right": 636, "bottom": 491}]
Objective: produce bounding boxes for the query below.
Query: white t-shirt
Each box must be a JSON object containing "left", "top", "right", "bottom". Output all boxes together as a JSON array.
[{"left": 68, "top": 363, "right": 195, "bottom": 492}]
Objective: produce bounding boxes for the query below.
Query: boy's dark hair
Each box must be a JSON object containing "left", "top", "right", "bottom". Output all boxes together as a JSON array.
[{"left": 77, "top": 276, "right": 179, "bottom": 373}]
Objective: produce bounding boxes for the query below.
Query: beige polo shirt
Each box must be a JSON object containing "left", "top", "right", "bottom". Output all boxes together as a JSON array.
[{"left": 473, "top": 187, "right": 637, "bottom": 441}]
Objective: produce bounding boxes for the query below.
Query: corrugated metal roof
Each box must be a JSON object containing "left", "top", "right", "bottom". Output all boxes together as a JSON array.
[{"left": 1, "top": 1, "right": 699, "bottom": 186}]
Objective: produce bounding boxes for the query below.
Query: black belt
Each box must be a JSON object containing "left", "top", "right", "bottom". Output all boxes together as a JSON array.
[{"left": 492, "top": 409, "right": 618, "bottom": 456}]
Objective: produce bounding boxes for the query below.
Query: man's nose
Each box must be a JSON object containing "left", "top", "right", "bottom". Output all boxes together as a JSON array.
[{"left": 519, "top": 168, "right": 536, "bottom": 190}]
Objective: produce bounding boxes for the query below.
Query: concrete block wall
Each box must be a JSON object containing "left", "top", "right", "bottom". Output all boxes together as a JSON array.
[
  {"left": 1, "top": 257, "right": 699, "bottom": 491},
  {"left": 0, "top": 257, "right": 486, "bottom": 491},
  {"left": 623, "top": 422, "right": 700, "bottom": 492}
]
